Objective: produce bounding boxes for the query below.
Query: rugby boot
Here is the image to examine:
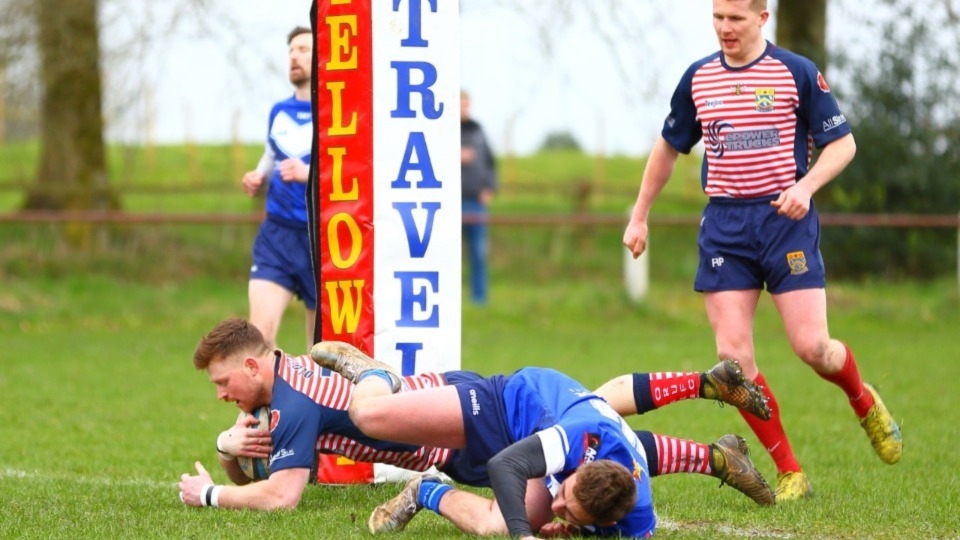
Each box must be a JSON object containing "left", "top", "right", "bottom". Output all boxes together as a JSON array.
[
  {"left": 701, "top": 359, "right": 772, "bottom": 420},
  {"left": 310, "top": 340, "right": 404, "bottom": 393},
  {"left": 710, "top": 434, "right": 775, "bottom": 505},
  {"left": 368, "top": 473, "right": 443, "bottom": 533},
  {"left": 775, "top": 471, "right": 814, "bottom": 501},
  {"left": 859, "top": 383, "right": 902, "bottom": 464}
]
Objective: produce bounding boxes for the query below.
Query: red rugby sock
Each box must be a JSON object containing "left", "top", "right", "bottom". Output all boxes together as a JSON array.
[
  {"left": 816, "top": 343, "right": 875, "bottom": 418},
  {"left": 647, "top": 371, "right": 702, "bottom": 408},
  {"left": 739, "top": 373, "right": 802, "bottom": 474}
]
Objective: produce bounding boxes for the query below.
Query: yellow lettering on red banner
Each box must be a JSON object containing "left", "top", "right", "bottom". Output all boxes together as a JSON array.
[
  {"left": 326, "top": 81, "right": 358, "bottom": 136},
  {"left": 326, "top": 15, "right": 357, "bottom": 70},
  {"left": 327, "top": 212, "right": 362, "bottom": 268},
  {"left": 327, "top": 147, "right": 358, "bottom": 201},
  {"left": 324, "top": 279, "right": 364, "bottom": 334}
]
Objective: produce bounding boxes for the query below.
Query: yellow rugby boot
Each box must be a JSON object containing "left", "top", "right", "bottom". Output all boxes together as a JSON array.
[
  {"left": 775, "top": 471, "right": 813, "bottom": 502},
  {"left": 859, "top": 383, "right": 903, "bottom": 464}
]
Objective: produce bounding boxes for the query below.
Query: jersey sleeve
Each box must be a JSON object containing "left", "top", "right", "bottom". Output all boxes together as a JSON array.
[
  {"left": 661, "top": 61, "right": 707, "bottom": 154},
  {"left": 534, "top": 419, "right": 601, "bottom": 475},
  {"left": 487, "top": 435, "right": 548, "bottom": 539},
  {"left": 268, "top": 383, "right": 325, "bottom": 473},
  {"left": 785, "top": 54, "right": 852, "bottom": 148}
]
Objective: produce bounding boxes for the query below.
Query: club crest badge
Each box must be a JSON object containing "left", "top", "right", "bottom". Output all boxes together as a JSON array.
[
  {"left": 755, "top": 88, "right": 774, "bottom": 112},
  {"left": 787, "top": 251, "right": 809, "bottom": 275}
]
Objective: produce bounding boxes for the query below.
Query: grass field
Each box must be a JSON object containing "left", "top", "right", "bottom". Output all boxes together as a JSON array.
[
  {"left": 1, "top": 269, "right": 958, "bottom": 539},
  {"left": 2, "top": 144, "right": 959, "bottom": 538}
]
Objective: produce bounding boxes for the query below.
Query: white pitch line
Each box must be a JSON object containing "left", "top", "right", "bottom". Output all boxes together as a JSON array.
[
  {"left": 657, "top": 516, "right": 795, "bottom": 539},
  {"left": 1, "top": 468, "right": 173, "bottom": 489}
]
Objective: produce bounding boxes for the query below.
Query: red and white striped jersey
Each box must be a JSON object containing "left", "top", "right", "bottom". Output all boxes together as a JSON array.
[
  {"left": 268, "top": 351, "right": 452, "bottom": 474},
  {"left": 662, "top": 41, "right": 851, "bottom": 199}
]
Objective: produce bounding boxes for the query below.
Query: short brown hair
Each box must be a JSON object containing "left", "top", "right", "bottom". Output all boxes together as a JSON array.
[
  {"left": 573, "top": 460, "right": 638, "bottom": 524},
  {"left": 287, "top": 25, "right": 311, "bottom": 45},
  {"left": 193, "top": 318, "right": 271, "bottom": 370}
]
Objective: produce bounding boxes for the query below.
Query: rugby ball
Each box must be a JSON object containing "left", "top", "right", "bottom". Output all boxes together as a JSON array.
[{"left": 236, "top": 406, "right": 272, "bottom": 481}]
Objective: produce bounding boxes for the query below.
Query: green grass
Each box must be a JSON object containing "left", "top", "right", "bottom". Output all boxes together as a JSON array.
[{"left": 1, "top": 271, "right": 957, "bottom": 539}]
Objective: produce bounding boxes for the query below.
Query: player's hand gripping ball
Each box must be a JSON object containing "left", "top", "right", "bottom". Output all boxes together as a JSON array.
[{"left": 237, "top": 406, "right": 272, "bottom": 481}]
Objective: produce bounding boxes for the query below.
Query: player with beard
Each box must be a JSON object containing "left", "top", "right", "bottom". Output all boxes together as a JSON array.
[{"left": 240, "top": 26, "right": 316, "bottom": 351}]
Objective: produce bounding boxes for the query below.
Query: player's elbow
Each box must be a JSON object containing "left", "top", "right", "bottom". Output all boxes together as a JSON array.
[
  {"left": 265, "top": 490, "right": 303, "bottom": 510},
  {"left": 259, "top": 478, "right": 305, "bottom": 510},
  {"left": 833, "top": 132, "right": 857, "bottom": 162}
]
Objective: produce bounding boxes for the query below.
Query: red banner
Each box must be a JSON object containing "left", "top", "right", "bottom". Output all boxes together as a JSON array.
[{"left": 311, "top": 0, "right": 375, "bottom": 353}]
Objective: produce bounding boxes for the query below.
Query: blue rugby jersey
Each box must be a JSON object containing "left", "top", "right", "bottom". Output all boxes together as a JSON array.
[
  {"left": 502, "top": 368, "right": 656, "bottom": 538},
  {"left": 262, "top": 96, "right": 312, "bottom": 223}
]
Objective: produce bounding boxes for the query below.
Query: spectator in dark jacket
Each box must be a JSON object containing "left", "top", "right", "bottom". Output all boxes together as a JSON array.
[{"left": 460, "top": 90, "right": 497, "bottom": 305}]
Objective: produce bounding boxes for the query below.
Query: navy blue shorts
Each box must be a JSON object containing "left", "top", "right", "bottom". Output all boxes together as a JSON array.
[
  {"left": 440, "top": 450, "right": 492, "bottom": 487},
  {"left": 250, "top": 215, "right": 317, "bottom": 309},
  {"left": 446, "top": 374, "right": 513, "bottom": 483},
  {"left": 694, "top": 196, "right": 826, "bottom": 294},
  {"left": 419, "top": 370, "right": 490, "bottom": 487}
]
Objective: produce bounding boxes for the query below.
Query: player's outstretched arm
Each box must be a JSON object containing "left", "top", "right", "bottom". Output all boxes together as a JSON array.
[{"left": 179, "top": 463, "right": 310, "bottom": 510}]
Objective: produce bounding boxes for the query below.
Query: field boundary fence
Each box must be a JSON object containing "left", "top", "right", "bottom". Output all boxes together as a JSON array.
[{"left": 2, "top": 209, "right": 958, "bottom": 296}]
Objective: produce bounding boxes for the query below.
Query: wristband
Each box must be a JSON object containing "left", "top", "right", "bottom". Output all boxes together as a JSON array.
[
  {"left": 216, "top": 432, "right": 237, "bottom": 461},
  {"left": 200, "top": 484, "right": 223, "bottom": 507}
]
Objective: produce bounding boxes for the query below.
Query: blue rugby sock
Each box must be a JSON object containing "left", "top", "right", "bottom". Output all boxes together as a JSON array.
[
  {"left": 418, "top": 481, "right": 452, "bottom": 514},
  {"left": 357, "top": 369, "right": 395, "bottom": 387}
]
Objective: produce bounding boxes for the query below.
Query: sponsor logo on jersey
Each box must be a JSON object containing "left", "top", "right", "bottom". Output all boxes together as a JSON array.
[
  {"left": 582, "top": 433, "right": 601, "bottom": 464},
  {"left": 755, "top": 88, "right": 774, "bottom": 112},
  {"left": 823, "top": 114, "right": 848, "bottom": 132},
  {"left": 704, "top": 98, "right": 724, "bottom": 108},
  {"left": 707, "top": 120, "right": 734, "bottom": 158},
  {"left": 270, "top": 448, "right": 295, "bottom": 465},
  {"left": 710, "top": 125, "right": 780, "bottom": 156},
  {"left": 787, "top": 251, "right": 809, "bottom": 275}
]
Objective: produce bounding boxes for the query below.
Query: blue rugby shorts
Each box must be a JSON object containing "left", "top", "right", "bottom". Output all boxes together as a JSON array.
[
  {"left": 694, "top": 196, "right": 826, "bottom": 294},
  {"left": 250, "top": 214, "right": 318, "bottom": 309},
  {"left": 452, "top": 374, "right": 514, "bottom": 477}
]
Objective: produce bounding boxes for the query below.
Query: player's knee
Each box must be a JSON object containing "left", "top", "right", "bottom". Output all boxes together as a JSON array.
[
  {"left": 348, "top": 400, "right": 382, "bottom": 435},
  {"left": 793, "top": 339, "right": 831, "bottom": 369}
]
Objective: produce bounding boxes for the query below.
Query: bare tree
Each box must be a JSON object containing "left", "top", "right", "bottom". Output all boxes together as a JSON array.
[
  {"left": 23, "top": 0, "right": 115, "bottom": 213},
  {"left": 775, "top": 0, "right": 828, "bottom": 69},
  {"left": 0, "top": 0, "right": 266, "bottom": 217}
]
